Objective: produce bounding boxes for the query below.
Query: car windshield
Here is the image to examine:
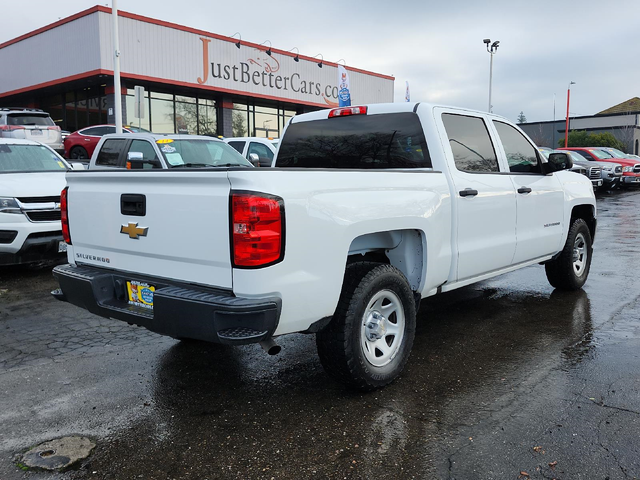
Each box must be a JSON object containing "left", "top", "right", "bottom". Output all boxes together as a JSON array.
[
  {"left": 0, "top": 144, "right": 68, "bottom": 172},
  {"left": 589, "top": 149, "right": 614, "bottom": 159},
  {"left": 156, "top": 139, "right": 253, "bottom": 168},
  {"left": 568, "top": 151, "right": 585, "bottom": 163},
  {"left": 600, "top": 148, "right": 626, "bottom": 158},
  {"left": 7, "top": 114, "right": 54, "bottom": 126}
]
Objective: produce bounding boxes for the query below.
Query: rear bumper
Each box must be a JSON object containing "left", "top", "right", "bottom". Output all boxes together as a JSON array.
[{"left": 52, "top": 264, "right": 281, "bottom": 345}]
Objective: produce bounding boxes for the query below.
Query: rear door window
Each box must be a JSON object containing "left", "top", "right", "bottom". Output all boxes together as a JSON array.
[
  {"left": 493, "top": 121, "right": 541, "bottom": 174},
  {"left": 277, "top": 112, "right": 431, "bottom": 169},
  {"left": 441, "top": 114, "right": 499, "bottom": 172},
  {"left": 95, "top": 139, "right": 127, "bottom": 166},
  {"left": 227, "top": 141, "right": 245, "bottom": 154}
]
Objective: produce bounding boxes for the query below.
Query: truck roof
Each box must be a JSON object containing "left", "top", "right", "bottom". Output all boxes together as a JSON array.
[{"left": 289, "top": 102, "right": 512, "bottom": 124}]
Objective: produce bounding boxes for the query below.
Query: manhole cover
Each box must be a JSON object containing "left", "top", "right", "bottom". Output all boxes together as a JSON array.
[{"left": 21, "top": 436, "right": 95, "bottom": 470}]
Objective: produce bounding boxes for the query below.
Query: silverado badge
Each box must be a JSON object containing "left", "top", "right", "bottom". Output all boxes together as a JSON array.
[{"left": 120, "top": 222, "right": 149, "bottom": 239}]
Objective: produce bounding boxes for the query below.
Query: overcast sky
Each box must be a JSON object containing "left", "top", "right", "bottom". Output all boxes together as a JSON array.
[{"left": 2, "top": 0, "right": 639, "bottom": 123}]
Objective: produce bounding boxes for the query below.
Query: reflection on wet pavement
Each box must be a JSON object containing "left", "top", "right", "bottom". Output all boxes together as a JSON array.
[{"left": 1, "top": 191, "right": 640, "bottom": 479}]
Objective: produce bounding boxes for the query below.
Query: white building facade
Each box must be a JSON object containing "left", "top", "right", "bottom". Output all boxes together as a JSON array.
[{"left": 0, "top": 6, "right": 394, "bottom": 137}]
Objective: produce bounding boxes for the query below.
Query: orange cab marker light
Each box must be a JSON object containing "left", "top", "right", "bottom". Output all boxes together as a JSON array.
[{"left": 328, "top": 106, "right": 368, "bottom": 118}]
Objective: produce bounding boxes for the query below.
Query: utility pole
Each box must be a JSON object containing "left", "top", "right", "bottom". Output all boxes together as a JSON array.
[{"left": 113, "top": 0, "right": 122, "bottom": 133}]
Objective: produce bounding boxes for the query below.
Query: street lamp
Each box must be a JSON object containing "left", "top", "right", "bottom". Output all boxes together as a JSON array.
[
  {"left": 564, "top": 81, "right": 576, "bottom": 148},
  {"left": 483, "top": 38, "right": 499, "bottom": 113}
]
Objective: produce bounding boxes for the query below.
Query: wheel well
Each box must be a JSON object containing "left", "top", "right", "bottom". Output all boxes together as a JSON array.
[
  {"left": 571, "top": 204, "right": 596, "bottom": 241},
  {"left": 346, "top": 230, "right": 424, "bottom": 291}
]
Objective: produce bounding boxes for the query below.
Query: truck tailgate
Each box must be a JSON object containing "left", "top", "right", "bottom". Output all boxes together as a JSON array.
[{"left": 66, "top": 171, "right": 233, "bottom": 288}]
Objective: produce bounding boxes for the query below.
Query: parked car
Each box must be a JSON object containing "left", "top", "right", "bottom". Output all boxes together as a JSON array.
[
  {"left": 0, "top": 108, "right": 63, "bottom": 155},
  {"left": 0, "top": 138, "right": 73, "bottom": 265},
  {"left": 87, "top": 133, "right": 253, "bottom": 170},
  {"left": 539, "top": 148, "right": 603, "bottom": 190},
  {"left": 53, "top": 102, "right": 596, "bottom": 390},
  {"left": 558, "top": 147, "right": 640, "bottom": 186},
  {"left": 63, "top": 125, "right": 134, "bottom": 161},
  {"left": 223, "top": 137, "right": 278, "bottom": 167},
  {"left": 563, "top": 150, "right": 622, "bottom": 190}
]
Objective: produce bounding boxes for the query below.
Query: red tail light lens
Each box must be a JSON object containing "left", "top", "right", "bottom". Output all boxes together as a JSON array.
[
  {"left": 0, "top": 125, "right": 25, "bottom": 131},
  {"left": 328, "top": 106, "right": 367, "bottom": 118},
  {"left": 48, "top": 126, "right": 61, "bottom": 131},
  {"left": 231, "top": 192, "right": 284, "bottom": 268},
  {"left": 61, "top": 187, "right": 71, "bottom": 245}
]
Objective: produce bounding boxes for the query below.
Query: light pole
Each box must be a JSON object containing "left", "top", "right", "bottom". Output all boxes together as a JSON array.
[
  {"left": 564, "top": 81, "right": 576, "bottom": 148},
  {"left": 112, "top": 0, "right": 122, "bottom": 133},
  {"left": 483, "top": 39, "right": 499, "bottom": 113}
]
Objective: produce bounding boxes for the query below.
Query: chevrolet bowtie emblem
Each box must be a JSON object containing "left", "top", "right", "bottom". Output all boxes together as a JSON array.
[{"left": 120, "top": 222, "right": 149, "bottom": 239}]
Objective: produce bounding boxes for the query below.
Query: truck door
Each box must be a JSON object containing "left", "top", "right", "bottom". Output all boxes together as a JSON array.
[
  {"left": 491, "top": 121, "right": 564, "bottom": 263},
  {"left": 440, "top": 113, "right": 517, "bottom": 282}
]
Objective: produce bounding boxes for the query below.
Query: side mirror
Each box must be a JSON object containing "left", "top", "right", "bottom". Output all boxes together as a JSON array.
[
  {"left": 70, "top": 162, "right": 85, "bottom": 170},
  {"left": 543, "top": 152, "right": 573, "bottom": 174},
  {"left": 248, "top": 153, "right": 260, "bottom": 167},
  {"left": 127, "top": 151, "right": 160, "bottom": 169}
]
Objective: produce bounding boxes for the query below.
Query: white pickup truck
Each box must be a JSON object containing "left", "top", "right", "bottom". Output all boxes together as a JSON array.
[{"left": 52, "top": 102, "right": 596, "bottom": 390}]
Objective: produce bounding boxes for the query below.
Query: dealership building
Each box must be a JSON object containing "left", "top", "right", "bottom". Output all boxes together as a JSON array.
[{"left": 0, "top": 6, "right": 394, "bottom": 137}]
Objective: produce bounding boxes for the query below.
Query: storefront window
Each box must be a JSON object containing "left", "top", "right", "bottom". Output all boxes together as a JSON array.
[
  {"left": 232, "top": 103, "right": 248, "bottom": 137},
  {"left": 255, "top": 111, "right": 278, "bottom": 138},
  {"left": 197, "top": 98, "right": 217, "bottom": 136},
  {"left": 150, "top": 97, "right": 175, "bottom": 134}
]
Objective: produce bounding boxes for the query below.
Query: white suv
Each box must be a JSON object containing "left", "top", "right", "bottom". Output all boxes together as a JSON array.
[
  {"left": 0, "top": 138, "right": 70, "bottom": 265},
  {"left": 0, "top": 108, "right": 63, "bottom": 154}
]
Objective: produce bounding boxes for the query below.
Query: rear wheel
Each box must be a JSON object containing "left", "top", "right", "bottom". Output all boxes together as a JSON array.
[
  {"left": 316, "top": 263, "right": 416, "bottom": 390},
  {"left": 70, "top": 146, "right": 88, "bottom": 160},
  {"left": 545, "top": 218, "right": 592, "bottom": 290}
]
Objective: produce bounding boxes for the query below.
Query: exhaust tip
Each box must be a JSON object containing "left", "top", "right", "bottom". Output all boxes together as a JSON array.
[{"left": 259, "top": 339, "right": 281, "bottom": 355}]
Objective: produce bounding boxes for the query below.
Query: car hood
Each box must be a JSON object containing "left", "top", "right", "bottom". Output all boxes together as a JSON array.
[
  {"left": 0, "top": 172, "right": 67, "bottom": 198},
  {"left": 573, "top": 160, "right": 621, "bottom": 169}
]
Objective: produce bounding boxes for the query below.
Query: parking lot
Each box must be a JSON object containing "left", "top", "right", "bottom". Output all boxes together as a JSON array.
[{"left": 0, "top": 188, "right": 639, "bottom": 480}]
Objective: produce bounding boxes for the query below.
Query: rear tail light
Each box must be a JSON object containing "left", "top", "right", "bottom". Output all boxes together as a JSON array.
[
  {"left": 0, "top": 125, "right": 25, "bottom": 131},
  {"left": 61, "top": 187, "right": 71, "bottom": 245},
  {"left": 328, "top": 106, "right": 368, "bottom": 118},
  {"left": 231, "top": 192, "right": 284, "bottom": 268},
  {"left": 48, "top": 126, "right": 61, "bottom": 131}
]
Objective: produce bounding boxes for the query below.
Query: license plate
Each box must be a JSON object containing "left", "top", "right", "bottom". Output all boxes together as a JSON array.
[
  {"left": 58, "top": 241, "right": 67, "bottom": 253},
  {"left": 127, "top": 280, "right": 155, "bottom": 310},
  {"left": 31, "top": 129, "right": 42, "bottom": 136}
]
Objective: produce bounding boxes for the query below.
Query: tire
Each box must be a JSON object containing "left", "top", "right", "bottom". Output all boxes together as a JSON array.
[
  {"left": 545, "top": 218, "right": 592, "bottom": 291},
  {"left": 70, "top": 146, "right": 88, "bottom": 160},
  {"left": 316, "top": 262, "right": 417, "bottom": 390}
]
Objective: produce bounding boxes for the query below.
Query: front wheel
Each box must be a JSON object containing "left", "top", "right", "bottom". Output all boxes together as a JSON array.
[
  {"left": 316, "top": 263, "right": 416, "bottom": 390},
  {"left": 70, "top": 146, "right": 88, "bottom": 160},
  {"left": 545, "top": 218, "right": 593, "bottom": 290}
]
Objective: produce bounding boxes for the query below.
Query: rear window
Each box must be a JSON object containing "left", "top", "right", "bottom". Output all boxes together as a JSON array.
[
  {"left": 276, "top": 112, "right": 431, "bottom": 169},
  {"left": 7, "top": 114, "right": 54, "bottom": 126},
  {"left": 0, "top": 144, "right": 67, "bottom": 172},
  {"left": 96, "top": 139, "right": 127, "bottom": 166},
  {"left": 227, "top": 141, "right": 245, "bottom": 153}
]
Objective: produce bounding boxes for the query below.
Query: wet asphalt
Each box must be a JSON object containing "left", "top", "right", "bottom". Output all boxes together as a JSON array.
[{"left": 1, "top": 189, "right": 640, "bottom": 480}]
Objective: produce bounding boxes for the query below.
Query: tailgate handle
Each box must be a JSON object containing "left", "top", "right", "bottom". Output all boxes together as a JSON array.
[{"left": 121, "top": 194, "right": 146, "bottom": 216}]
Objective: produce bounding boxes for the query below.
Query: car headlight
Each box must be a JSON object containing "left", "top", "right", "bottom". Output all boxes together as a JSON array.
[
  {"left": 602, "top": 165, "right": 614, "bottom": 171},
  {"left": 623, "top": 166, "right": 633, "bottom": 172},
  {"left": 0, "top": 197, "right": 21, "bottom": 214}
]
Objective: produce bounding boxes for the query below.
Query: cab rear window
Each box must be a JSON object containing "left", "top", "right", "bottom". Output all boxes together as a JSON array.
[{"left": 276, "top": 112, "right": 431, "bottom": 169}]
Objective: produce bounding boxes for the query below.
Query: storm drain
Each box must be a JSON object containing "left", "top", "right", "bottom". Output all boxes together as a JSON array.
[{"left": 21, "top": 436, "right": 95, "bottom": 470}]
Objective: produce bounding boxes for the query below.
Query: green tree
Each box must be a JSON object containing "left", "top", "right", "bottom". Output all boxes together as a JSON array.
[
  {"left": 558, "top": 130, "right": 626, "bottom": 151},
  {"left": 517, "top": 111, "right": 527, "bottom": 124},
  {"left": 232, "top": 111, "right": 247, "bottom": 137}
]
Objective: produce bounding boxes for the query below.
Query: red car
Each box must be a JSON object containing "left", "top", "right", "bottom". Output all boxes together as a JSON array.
[
  {"left": 64, "top": 125, "right": 133, "bottom": 161},
  {"left": 558, "top": 147, "right": 640, "bottom": 186}
]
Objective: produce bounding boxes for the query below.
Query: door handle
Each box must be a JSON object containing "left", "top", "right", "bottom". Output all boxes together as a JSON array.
[
  {"left": 459, "top": 188, "right": 478, "bottom": 197},
  {"left": 517, "top": 187, "right": 532, "bottom": 194}
]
